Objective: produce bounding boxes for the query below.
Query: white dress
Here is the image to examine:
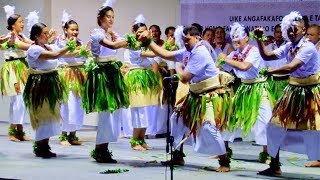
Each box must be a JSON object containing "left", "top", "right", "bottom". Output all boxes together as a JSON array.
[
  {"left": 126, "top": 50, "right": 159, "bottom": 134},
  {"left": 27, "top": 44, "right": 61, "bottom": 141},
  {"left": 56, "top": 38, "right": 85, "bottom": 132},
  {"left": 91, "top": 28, "right": 122, "bottom": 144},
  {"left": 222, "top": 45, "right": 272, "bottom": 145}
]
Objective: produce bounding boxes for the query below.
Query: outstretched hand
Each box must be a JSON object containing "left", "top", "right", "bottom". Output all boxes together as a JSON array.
[
  {"left": 253, "top": 27, "right": 264, "bottom": 36},
  {"left": 137, "top": 30, "right": 151, "bottom": 43}
]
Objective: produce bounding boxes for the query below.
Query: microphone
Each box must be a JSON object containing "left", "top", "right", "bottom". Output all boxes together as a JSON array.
[{"left": 163, "top": 74, "right": 180, "bottom": 82}]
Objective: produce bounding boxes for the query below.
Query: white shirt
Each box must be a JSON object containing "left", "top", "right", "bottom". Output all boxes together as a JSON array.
[
  {"left": 273, "top": 37, "right": 319, "bottom": 78},
  {"left": 55, "top": 37, "right": 85, "bottom": 64},
  {"left": 90, "top": 28, "right": 121, "bottom": 57},
  {"left": 264, "top": 41, "right": 287, "bottom": 68},
  {"left": 223, "top": 44, "right": 264, "bottom": 80},
  {"left": 27, "top": 44, "right": 59, "bottom": 70},
  {"left": 126, "top": 50, "right": 155, "bottom": 68},
  {"left": 173, "top": 41, "right": 220, "bottom": 83}
]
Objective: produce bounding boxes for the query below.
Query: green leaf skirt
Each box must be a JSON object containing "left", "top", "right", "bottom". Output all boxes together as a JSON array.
[
  {"left": 228, "top": 82, "right": 265, "bottom": 136},
  {"left": 82, "top": 61, "right": 129, "bottom": 114},
  {"left": 23, "top": 71, "right": 67, "bottom": 129},
  {"left": 1, "top": 59, "right": 28, "bottom": 96}
]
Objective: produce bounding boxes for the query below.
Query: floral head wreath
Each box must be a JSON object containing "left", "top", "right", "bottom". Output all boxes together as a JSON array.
[
  {"left": 3, "top": 5, "right": 15, "bottom": 19},
  {"left": 230, "top": 22, "right": 248, "bottom": 40},
  {"left": 26, "top": 11, "right": 39, "bottom": 32},
  {"left": 281, "top": 11, "right": 303, "bottom": 41},
  {"left": 61, "top": 10, "right": 71, "bottom": 26},
  {"left": 174, "top": 25, "right": 186, "bottom": 49}
]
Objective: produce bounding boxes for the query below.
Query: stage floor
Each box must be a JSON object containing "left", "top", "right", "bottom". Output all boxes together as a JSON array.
[{"left": 0, "top": 122, "right": 319, "bottom": 180}]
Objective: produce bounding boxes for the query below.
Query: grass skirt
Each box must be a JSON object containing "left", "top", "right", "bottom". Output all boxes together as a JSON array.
[
  {"left": 271, "top": 84, "right": 320, "bottom": 130},
  {"left": 265, "top": 76, "right": 288, "bottom": 107},
  {"left": 228, "top": 82, "right": 266, "bottom": 136},
  {"left": 23, "top": 71, "right": 67, "bottom": 129},
  {"left": 180, "top": 87, "right": 233, "bottom": 135},
  {"left": 82, "top": 61, "right": 129, "bottom": 113},
  {"left": 125, "top": 69, "right": 162, "bottom": 107},
  {"left": 59, "top": 65, "right": 86, "bottom": 97},
  {"left": 1, "top": 59, "right": 28, "bottom": 96}
]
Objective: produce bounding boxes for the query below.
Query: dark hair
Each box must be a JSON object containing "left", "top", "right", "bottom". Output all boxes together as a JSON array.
[
  {"left": 202, "top": 28, "right": 214, "bottom": 37},
  {"left": 7, "top": 14, "right": 22, "bottom": 31},
  {"left": 30, "top": 23, "right": 47, "bottom": 42},
  {"left": 214, "top": 26, "right": 226, "bottom": 37},
  {"left": 183, "top": 26, "right": 200, "bottom": 36},
  {"left": 132, "top": 23, "right": 147, "bottom": 32},
  {"left": 97, "top": 6, "right": 113, "bottom": 26},
  {"left": 149, "top": 24, "right": 161, "bottom": 35},
  {"left": 165, "top": 26, "right": 175, "bottom": 36},
  {"left": 274, "top": 24, "right": 281, "bottom": 31},
  {"left": 64, "top": 20, "right": 78, "bottom": 29},
  {"left": 302, "top": 15, "right": 309, "bottom": 29},
  {"left": 191, "top": 23, "right": 203, "bottom": 36}
]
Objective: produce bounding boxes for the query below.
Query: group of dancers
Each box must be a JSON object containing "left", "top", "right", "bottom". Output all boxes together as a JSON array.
[{"left": 1, "top": 0, "right": 319, "bottom": 176}]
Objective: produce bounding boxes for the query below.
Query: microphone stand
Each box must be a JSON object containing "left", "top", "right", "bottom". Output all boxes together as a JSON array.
[{"left": 163, "top": 75, "right": 175, "bottom": 180}]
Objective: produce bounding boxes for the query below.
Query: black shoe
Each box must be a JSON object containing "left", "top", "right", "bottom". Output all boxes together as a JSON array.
[
  {"left": 34, "top": 143, "right": 56, "bottom": 158},
  {"left": 91, "top": 148, "right": 117, "bottom": 163},
  {"left": 161, "top": 150, "right": 185, "bottom": 166}
]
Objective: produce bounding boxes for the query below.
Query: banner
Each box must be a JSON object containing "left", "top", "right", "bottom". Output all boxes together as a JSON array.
[{"left": 180, "top": 1, "right": 320, "bottom": 36}]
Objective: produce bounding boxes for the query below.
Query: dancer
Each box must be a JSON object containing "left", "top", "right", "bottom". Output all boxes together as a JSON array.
[
  {"left": 24, "top": 22, "right": 76, "bottom": 158},
  {"left": 218, "top": 22, "right": 272, "bottom": 164},
  {"left": 124, "top": 14, "right": 162, "bottom": 150},
  {"left": 138, "top": 25, "right": 233, "bottom": 172},
  {"left": 1, "top": 5, "right": 33, "bottom": 141},
  {"left": 83, "top": 1, "right": 129, "bottom": 163},
  {"left": 253, "top": 11, "right": 320, "bottom": 176},
  {"left": 56, "top": 12, "right": 86, "bottom": 146}
]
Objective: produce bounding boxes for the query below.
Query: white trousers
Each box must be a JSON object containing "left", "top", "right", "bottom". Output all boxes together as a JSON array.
[
  {"left": 60, "top": 91, "right": 84, "bottom": 132},
  {"left": 9, "top": 94, "right": 27, "bottom": 124},
  {"left": 96, "top": 109, "right": 121, "bottom": 145}
]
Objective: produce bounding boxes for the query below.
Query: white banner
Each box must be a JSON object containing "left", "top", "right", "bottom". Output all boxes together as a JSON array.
[{"left": 180, "top": 1, "right": 320, "bottom": 35}]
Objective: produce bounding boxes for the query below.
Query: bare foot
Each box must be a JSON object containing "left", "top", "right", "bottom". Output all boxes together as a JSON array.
[
  {"left": 8, "top": 134, "right": 20, "bottom": 142},
  {"left": 209, "top": 155, "right": 219, "bottom": 159},
  {"left": 305, "top": 161, "right": 320, "bottom": 167},
  {"left": 141, "top": 143, "right": 153, "bottom": 150},
  {"left": 132, "top": 144, "right": 146, "bottom": 151},
  {"left": 60, "top": 140, "right": 71, "bottom": 146},
  {"left": 258, "top": 167, "right": 282, "bottom": 176},
  {"left": 216, "top": 165, "right": 230, "bottom": 172}
]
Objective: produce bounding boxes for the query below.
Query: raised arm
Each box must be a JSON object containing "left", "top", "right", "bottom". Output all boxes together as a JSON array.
[{"left": 254, "top": 28, "right": 279, "bottom": 60}]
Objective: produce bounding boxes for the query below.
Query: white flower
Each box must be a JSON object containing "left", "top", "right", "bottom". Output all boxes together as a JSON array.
[{"left": 3, "top": 5, "right": 15, "bottom": 19}]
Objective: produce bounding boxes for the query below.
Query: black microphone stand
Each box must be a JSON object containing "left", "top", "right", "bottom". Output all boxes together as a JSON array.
[{"left": 163, "top": 75, "right": 176, "bottom": 180}]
